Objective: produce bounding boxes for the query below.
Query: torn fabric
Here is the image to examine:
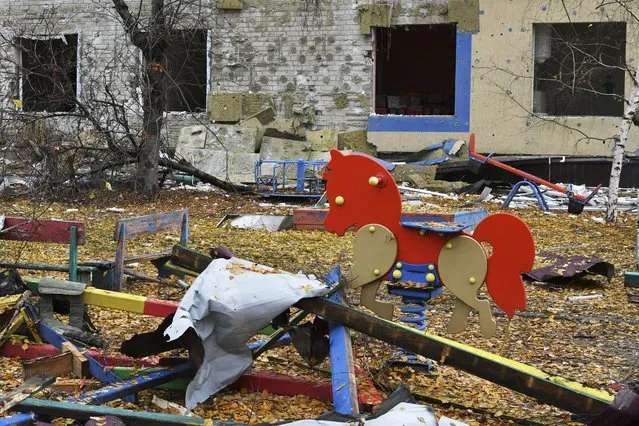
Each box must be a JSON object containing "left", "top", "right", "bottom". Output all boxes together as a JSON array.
[{"left": 164, "top": 257, "right": 328, "bottom": 409}]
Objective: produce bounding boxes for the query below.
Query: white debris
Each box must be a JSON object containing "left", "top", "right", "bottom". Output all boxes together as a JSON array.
[
  {"left": 151, "top": 395, "right": 193, "bottom": 416},
  {"left": 438, "top": 416, "right": 470, "bottom": 426},
  {"left": 281, "top": 403, "right": 437, "bottom": 425},
  {"left": 230, "top": 214, "right": 293, "bottom": 231},
  {"left": 496, "top": 184, "right": 639, "bottom": 212},
  {"left": 398, "top": 185, "right": 458, "bottom": 200},
  {"left": 567, "top": 294, "right": 604, "bottom": 302},
  {"left": 164, "top": 257, "right": 328, "bottom": 409}
]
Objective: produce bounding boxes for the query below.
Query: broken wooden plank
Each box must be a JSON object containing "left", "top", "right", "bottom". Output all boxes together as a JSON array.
[
  {"left": 8, "top": 399, "right": 206, "bottom": 425},
  {"left": 0, "top": 375, "right": 55, "bottom": 414},
  {"left": 37, "top": 321, "right": 136, "bottom": 404},
  {"left": 124, "top": 250, "right": 172, "bottom": 264},
  {"left": 50, "top": 379, "right": 101, "bottom": 393},
  {"left": 114, "top": 209, "right": 188, "bottom": 240},
  {"left": 624, "top": 271, "right": 639, "bottom": 288},
  {"left": 0, "top": 341, "right": 160, "bottom": 367},
  {"left": 23, "top": 277, "right": 179, "bottom": 318},
  {"left": 62, "top": 342, "right": 89, "bottom": 378},
  {"left": 23, "top": 352, "right": 72, "bottom": 379},
  {"left": 295, "top": 296, "right": 613, "bottom": 416},
  {"left": 0, "top": 294, "right": 21, "bottom": 313},
  {"left": 1, "top": 218, "right": 86, "bottom": 245},
  {"left": 162, "top": 260, "right": 199, "bottom": 278},
  {"left": 170, "top": 245, "right": 213, "bottom": 273}
]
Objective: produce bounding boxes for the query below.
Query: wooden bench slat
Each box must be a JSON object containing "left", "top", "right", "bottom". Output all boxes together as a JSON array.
[
  {"left": 1, "top": 218, "right": 86, "bottom": 245},
  {"left": 123, "top": 250, "right": 172, "bottom": 264},
  {"left": 114, "top": 209, "right": 188, "bottom": 240}
]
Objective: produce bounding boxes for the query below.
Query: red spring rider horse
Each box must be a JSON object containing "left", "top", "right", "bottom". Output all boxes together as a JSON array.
[{"left": 322, "top": 150, "right": 535, "bottom": 337}]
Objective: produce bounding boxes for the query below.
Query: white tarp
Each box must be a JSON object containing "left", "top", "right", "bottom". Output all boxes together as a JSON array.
[
  {"left": 164, "top": 257, "right": 328, "bottom": 409},
  {"left": 281, "top": 403, "right": 438, "bottom": 425}
]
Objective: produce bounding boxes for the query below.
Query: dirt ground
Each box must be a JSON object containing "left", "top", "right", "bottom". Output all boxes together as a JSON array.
[{"left": 1, "top": 188, "right": 637, "bottom": 425}]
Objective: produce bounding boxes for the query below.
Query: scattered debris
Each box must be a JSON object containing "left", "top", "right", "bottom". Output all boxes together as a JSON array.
[
  {"left": 163, "top": 257, "right": 328, "bottom": 408},
  {"left": 151, "top": 395, "right": 193, "bottom": 417},
  {"left": 469, "top": 133, "right": 601, "bottom": 214},
  {"left": 522, "top": 253, "right": 615, "bottom": 285},
  {"left": 567, "top": 294, "right": 605, "bottom": 302},
  {"left": 439, "top": 416, "right": 470, "bottom": 426},
  {"left": 223, "top": 214, "right": 294, "bottom": 231}
]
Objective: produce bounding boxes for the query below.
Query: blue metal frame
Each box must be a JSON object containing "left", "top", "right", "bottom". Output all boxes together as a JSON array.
[
  {"left": 74, "top": 363, "right": 192, "bottom": 404},
  {"left": 368, "top": 27, "right": 472, "bottom": 133},
  {"left": 255, "top": 159, "right": 327, "bottom": 198},
  {"left": 502, "top": 180, "right": 549, "bottom": 212}
]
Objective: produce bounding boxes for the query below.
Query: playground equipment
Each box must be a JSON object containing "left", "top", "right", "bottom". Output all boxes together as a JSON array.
[
  {"left": 469, "top": 133, "right": 601, "bottom": 214},
  {"left": 321, "top": 149, "right": 536, "bottom": 337},
  {"left": 255, "top": 159, "right": 326, "bottom": 198}
]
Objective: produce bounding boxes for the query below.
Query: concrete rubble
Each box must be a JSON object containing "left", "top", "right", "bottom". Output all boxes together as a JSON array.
[{"left": 172, "top": 94, "right": 377, "bottom": 184}]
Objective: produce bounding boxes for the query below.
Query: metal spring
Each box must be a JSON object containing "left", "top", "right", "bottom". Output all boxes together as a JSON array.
[{"left": 398, "top": 296, "right": 428, "bottom": 331}]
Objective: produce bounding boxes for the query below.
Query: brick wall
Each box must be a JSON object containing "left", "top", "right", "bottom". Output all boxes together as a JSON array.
[{"left": 0, "top": 0, "right": 449, "bottom": 146}]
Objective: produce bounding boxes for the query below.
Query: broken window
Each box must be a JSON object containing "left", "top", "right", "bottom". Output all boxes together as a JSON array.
[
  {"left": 533, "top": 22, "right": 626, "bottom": 116},
  {"left": 165, "top": 30, "right": 208, "bottom": 112},
  {"left": 18, "top": 34, "right": 78, "bottom": 112},
  {"left": 374, "top": 24, "right": 456, "bottom": 116}
]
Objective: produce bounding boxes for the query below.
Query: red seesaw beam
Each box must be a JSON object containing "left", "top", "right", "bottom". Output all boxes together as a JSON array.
[{"left": 469, "top": 133, "right": 601, "bottom": 203}]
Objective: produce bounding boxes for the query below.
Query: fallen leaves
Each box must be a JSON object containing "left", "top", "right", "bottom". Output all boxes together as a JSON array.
[{"left": 0, "top": 190, "right": 637, "bottom": 424}]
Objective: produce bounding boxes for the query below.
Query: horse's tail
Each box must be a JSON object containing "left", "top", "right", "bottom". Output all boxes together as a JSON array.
[{"left": 472, "top": 213, "right": 535, "bottom": 318}]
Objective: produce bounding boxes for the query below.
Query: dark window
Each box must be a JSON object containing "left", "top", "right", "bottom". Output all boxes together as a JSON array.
[
  {"left": 19, "top": 35, "right": 78, "bottom": 112},
  {"left": 375, "top": 24, "right": 456, "bottom": 116},
  {"left": 533, "top": 22, "right": 626, "bottom": 116},
  {"left": 165, "top": 30, "right": 208, "bottom": 112}
]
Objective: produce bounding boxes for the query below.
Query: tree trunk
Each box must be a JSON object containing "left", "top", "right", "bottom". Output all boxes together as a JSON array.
[
  {"left": 135, "top": 0, "right": 166, "bottom": 196},
  {"left": 606, "top": 77, "right": 639, "bottom": 222},
  {"left": 158, "top": 158, "right": 253, "bottom": 194}
]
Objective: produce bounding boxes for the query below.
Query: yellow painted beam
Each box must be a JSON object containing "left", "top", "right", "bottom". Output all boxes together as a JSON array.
[
  {"left": 81, "top": 288, "right": 146, "bottom": 314},
  {"left": 0, "top": 294, "right": 21, "bottom": 313}
]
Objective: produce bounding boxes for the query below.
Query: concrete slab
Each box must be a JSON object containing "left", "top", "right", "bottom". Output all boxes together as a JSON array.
[
  {"left": 217, "top": 0, "right": 243, "bottom": 9},
  {"left": 177, "top": 124, "right": 259, "bottom": 154},
  {"left": 307, "top": 128, "right": 339, "bottom": 152},
  {"left": 208, "top": 93, "right": 242, "bottom": 122},
  {"left": 259, "top": 136, "right": 312, "bottom": 181},
  {"left": 339, "top": 130, "right": 377, "bottom": 156},
  {"left": 176, "top": 148, "right": 258, "bottom": 183},
  {"left": 260, "top": 136, "right": 311, "bottom": 162},
  {"left": 238, "top": 118, "right": 264, "bottom": 152},
  {"left": 245, "top": 106, "right": 276, "bottom": 125},
  {"left": 391, "top": 164, "right": 437, "bottom": 184},
  {"left": 264, "top": 118, "right": 306, "bottom": 140},
  {"left": 309, "top": 150, "right": 352, "bottom": 161}
]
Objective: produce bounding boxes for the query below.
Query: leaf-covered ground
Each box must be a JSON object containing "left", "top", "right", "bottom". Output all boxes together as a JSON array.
[{"left": 1, "top": 188, "right": 637, "bottom": 424}]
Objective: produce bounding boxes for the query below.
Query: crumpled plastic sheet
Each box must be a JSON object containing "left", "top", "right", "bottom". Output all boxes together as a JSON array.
[
  {"left": 281, "top": 403, "right": 438, "bottom": 425},
  {"left": 164, "top": 257, "right": 328, "bottom": 409}
]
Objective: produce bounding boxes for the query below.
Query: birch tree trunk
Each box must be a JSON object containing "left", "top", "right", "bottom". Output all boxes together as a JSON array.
[{"left": 606, "top": 75, "right": 639, "bottom": 222}]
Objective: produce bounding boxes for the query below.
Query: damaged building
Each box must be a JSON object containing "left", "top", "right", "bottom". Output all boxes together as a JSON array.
[{"left": 0, "top": 0, "right": 637, "bottom": 184}]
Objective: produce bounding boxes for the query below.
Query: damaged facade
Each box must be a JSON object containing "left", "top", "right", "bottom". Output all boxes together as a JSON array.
[{"left": 0, "top": 0, "right": 637, "bottom": 183}]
